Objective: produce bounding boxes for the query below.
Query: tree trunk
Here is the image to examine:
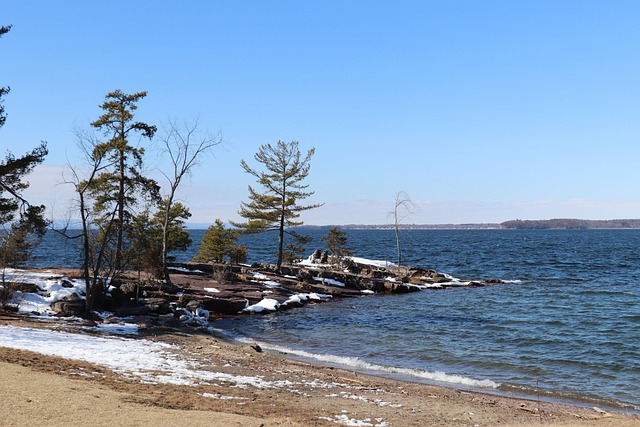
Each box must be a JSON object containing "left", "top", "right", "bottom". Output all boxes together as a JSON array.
[
  {"left": 395, "top": 222, "right": 401, "bottom": 268},
  {"left": 276, "top": 209, "right": 285, "bottom": 273},
  {"left": 161, "top": 189, "right": 176, "bottom": 282},
  {"left": 80, "top": 191, "right": 94, "bottom": 313},
  {"left": 115, "top": 148, "right": 125, "bottom": 271}
]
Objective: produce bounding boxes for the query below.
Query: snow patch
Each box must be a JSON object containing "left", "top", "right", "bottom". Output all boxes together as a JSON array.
[
  {"left": 313, "top": 277, "right": 345, "bottom": 287},
  {"left": 244, "top": 298, "right": 279, "bottom": 313}
]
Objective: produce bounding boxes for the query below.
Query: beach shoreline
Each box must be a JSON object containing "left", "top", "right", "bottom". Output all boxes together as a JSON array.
[
  {"left": 1, "top": 313, "right": 638, "bottom": 427},
  {"left": 219, "top": 326, "right": 640, "bottom": 417}
]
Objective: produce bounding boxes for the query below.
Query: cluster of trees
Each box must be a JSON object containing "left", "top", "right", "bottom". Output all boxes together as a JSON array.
[
  {"left": 1, "top": 22, "right": 331, "bottom": 313},
  {"left": 500, "top": 219, "right": 640, "bottom": 229},
  {"left": 2, "top": 23, "right": 378, "bottom": 314},
  {"left": 64, "top": 90, "right": 223, "bottom": 311}
]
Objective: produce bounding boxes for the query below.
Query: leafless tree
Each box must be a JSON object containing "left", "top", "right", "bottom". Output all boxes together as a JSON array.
[
  {"left": 156, "top": 117, "right": 223, "bottom": 279},
  {"left": 388, "top": 191, "right": 415, "bottom": 268},
  {"left": 61, "top": 129, "right": 120, "bottom": 313}
]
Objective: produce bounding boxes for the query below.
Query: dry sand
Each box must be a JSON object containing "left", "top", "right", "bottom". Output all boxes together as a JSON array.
[{"left": 0, "top": 314, "right": 638, "bottom": 427}]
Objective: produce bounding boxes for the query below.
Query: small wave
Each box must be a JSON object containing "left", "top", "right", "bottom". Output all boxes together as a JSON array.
[
  {"left": 499, "top": 382, "right": 640, "bottom": 412},
  {"left": 236, "top": 338, "right": 499, "bottom": 389}
]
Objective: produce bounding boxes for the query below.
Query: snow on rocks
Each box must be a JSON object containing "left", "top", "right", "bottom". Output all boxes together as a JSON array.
[
  {"left": 313, "top": 276, "right": 346, "bottom": 287},
  {"left": 244, "top": 292, "right": 333, "bottom": 314},
  {"left": 1, "top": 268, "right": 87, "bottom": 315},
  {"left": 244, "top": 298, "right": 279, "bottom": 313}
]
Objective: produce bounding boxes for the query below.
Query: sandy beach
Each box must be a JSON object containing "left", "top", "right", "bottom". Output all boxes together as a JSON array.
[{"left": 0, "top": 314, "right": 638, "bottom": 427}]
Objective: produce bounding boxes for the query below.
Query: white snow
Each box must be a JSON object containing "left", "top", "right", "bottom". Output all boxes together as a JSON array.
[
  {"left": 298, "top": 255, "right": 396, "bottom": 270},
  {"left": 169, "top": 266, "right": 204, "bottom": 274},
  {"left": 281, "top": 293, "right": 321, "bottom": 306},
  {"left": 244, "top": 292, "right": 332, "bottom": 312},
  {"left": 313, "top": 277, "right": 346, "bottom": 287},
  {"left": 204, "top": 287, "right": 220, "bottom": 293},
  {"left": 200, "top": 392, "right": 246, "bottom": 400},
  {"left": 0, "top": 325, "right": 375, "bottom": 395},
  {"left": 0, "top": 325, "right": 294, "bottom": 388},
  {"left": 244, "top": 298, "right": 280, "bottom": 313},
  {"left": 308, "top": 292, "right": 332, "bottom": 300},
  {"left": 250, "top": 272, "right": 283, "bottom": 289},
  {"left": 263, "top": 280, "right": 282, "bottom": 288},
  {"left": 317, "top": 414, "right": 390, "bottom": 427},
  {"left": 348, "top": 257, "right": 396, "bottom": 269}
]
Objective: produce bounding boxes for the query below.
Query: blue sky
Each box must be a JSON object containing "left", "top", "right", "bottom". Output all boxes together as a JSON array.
[{"left": 2, "top": 1, "right": 640, "bottom": 225}]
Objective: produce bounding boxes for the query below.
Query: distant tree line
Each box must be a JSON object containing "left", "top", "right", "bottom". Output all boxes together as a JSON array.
[{"left": 500, "top": 219, "right": 640, "bottom": 229}]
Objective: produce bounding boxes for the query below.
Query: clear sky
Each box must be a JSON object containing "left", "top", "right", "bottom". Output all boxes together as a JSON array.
[{"left": 2, "top": 1, "right": 640, "bottom": 225}]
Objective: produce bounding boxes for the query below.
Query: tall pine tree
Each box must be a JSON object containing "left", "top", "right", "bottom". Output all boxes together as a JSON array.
[
  {"left": 232, "top": 140, "right": 322, "bottom": 273},
  {"left": 88, "top": 90, "right": 159, "bottom": 271}
]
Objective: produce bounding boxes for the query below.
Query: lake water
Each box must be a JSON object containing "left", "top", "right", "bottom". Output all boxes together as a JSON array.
[{"left": 30, "top": 228, "right": 640, "bottom": 411}]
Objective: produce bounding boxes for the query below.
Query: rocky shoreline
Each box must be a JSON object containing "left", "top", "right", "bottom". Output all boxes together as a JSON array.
[{"left": 45, "top": 256, "right": 505, "bottom": 328}]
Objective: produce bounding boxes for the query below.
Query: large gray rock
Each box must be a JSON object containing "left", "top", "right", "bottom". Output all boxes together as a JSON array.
[{"left": 51, "top": 293, "right": 85, "bottom": 316}]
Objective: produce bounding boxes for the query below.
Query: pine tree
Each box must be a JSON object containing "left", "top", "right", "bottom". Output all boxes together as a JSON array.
[
  {"left": 88, "top": 90, "right": 159, "bottom": 271},
  {"left": 232, "top": 140, "right": 322, "bottom": 273},
  {"left": 321, "top": 227, "right": 351, "bottom": 267},
  {"left": 193, "top": 219, "right": 239, "bottom": 263},
  {"left": 282, "top": 233, "right": 312, "bottom": 264}
]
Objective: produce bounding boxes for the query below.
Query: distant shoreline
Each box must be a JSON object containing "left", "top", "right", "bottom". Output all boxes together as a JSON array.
[
  {"left": 60, "top": 218, "right": 640, "bottom": 231},
  {"left": 292, "top": 218, "right": 640, "bottom": 230}
]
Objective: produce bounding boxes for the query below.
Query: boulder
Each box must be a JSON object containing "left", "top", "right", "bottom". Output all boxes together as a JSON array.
[
  {"left": 10, "top": 282, "right": 38, "bottom": 293},
  {"left": 51, "top": 294, "right": 85, "bottom": 316},
  {"left": 60, "top": 277, "right": 75, "bottom": 288},
  {"left": 185, "top": 299, "right": 201, "bottom": 313},
  {"left": 142, "top": 297, "right": 173, "bottom": 314},
  {"left": 200, "top": 298, "right": 248, "bottom": 315}
]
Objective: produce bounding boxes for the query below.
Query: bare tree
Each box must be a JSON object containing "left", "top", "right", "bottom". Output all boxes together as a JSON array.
[
  {"left": 62, "top": 129, "right": 120, "bottom": 313},
  {"left": 388, "top": 191, "right": 415, "bottom": 268},
  {"left": 156, "top": 117, "right": 223, "bottom": 279}
]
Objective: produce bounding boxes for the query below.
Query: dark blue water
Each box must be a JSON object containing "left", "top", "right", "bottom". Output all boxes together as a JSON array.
[{"left": 32, "top": 228, "right": 640, "bottom": 410}]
